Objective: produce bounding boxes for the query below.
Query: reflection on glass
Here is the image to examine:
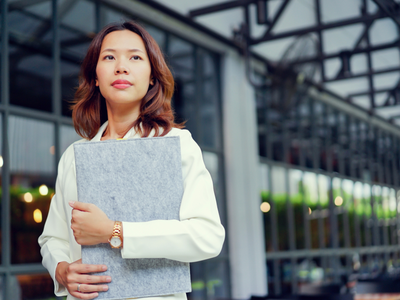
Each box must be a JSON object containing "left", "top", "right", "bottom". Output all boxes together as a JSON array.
[
  {"left": 145, "top": 24, "right": 166, "bottom": 50},
  {"left": 200, "top": 50, "right": 220, "bottom": 149},
  {"left": 101, "top": 5, "right": 130, "bottom": 27},
  {"left": 363, "top": 183, "right": 372, "bottom": 247},
  {"left": 17, "top": 273, "right": 55, "bottom": 299},
  {"left": 389, "top": 189, "right": 397, "bottom": 245},
  {"left": 304, "top": 172, "right": 319, "bottom": 248},
  {"left": 9, "top": 1, "right": 53, "bottom": 112},
  {"left": 61, "top": 60, "right": 80, "bottom": 117},
  {"left": 271, "top": 165, "right": 290, "bottom": 250},
  {"left": 190, "top": 262, "right": 207, "bottom": 300},
  {"left": 9, "top": 116, "right": 55, "bottom": 264},
  {"left": 60, "top": 125, "right": 81, "bottom": 155},
  {"left": 205, "top": 260, "right": 230, "bottom": 299},
  {"left": 60, "top": 0, "right": 95, "bottom": 58},
  {"left": 169, "top": 35, "right": 196, "bottom": 139}
]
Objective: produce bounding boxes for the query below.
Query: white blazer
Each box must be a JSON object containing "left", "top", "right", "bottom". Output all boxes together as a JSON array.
[{"left": 38, "top": 122, "right": 225, "bottom": 300}]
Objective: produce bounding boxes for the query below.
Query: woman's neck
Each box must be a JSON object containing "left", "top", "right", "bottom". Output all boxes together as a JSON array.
[{"left": 101, "top": 103, "right": 140, "bottom": 140}]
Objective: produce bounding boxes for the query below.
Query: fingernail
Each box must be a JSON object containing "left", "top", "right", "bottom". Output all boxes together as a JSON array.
[
  {"left": 103, "top": 285, "right": 109, "bottom": 291},
  {"left": 102, "top": 265, "right": 107, "bottom": 271},
  {"left": 106, "top": 277, "right": 112, "bottom": 282},
  {"left": 69, "top": 201, "right": 75, "bottom": 207}
]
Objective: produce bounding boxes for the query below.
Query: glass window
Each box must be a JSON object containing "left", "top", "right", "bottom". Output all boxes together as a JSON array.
[
  {"left": 8, "top": 0, "right": 53, "bottom": 112},
  {"left": 303, "top": 172, "right": 318, "bottom": 249},
  {"left": 60, "top": 124, "right": 81, "bottom": 155},
  {"left": 363, "top": 183, "right": 372, "bottom": 247},
  {"left": 168, "top": 35, "right": 197, "bottom": 139},
  {"left": 199, "top": 49, "right": 221, "bottom": 149},
  {"left": 271, "top": 165, "right": 289, "bottom": 250},
  {"left": 205, "top": 260, "right": 230, "bottom": 299},
  {"left": 100, "top": 4, "right": 130, "bottom": 27},
  {"left": 9, "top": 115, "right": 55, "bottom": 264},
  {"left": 60, "top": 0, "right": 94, "bottom": 59},
  {"left": 203, "top": 151, "right": 227, "bottom": 255},
  {"left": 289, "top": 169, "right": 304, "bottom": 249},
  {"left": 17, "top": 273, "right": 55, "bottom": 299},
  {"left": 390, "top": 188, "right": 397, "bottom": 245}
]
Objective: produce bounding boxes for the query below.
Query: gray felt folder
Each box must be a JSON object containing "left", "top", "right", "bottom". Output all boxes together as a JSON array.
[{"left": 73, "top": 136, "right": 191, "bottom": 300}]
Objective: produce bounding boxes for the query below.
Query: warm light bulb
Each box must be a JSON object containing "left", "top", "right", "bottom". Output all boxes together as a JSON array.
[
  {"left": 0, "top": 156, "right": 3, "bottom": 168},
  {"left": 39, "top": 184, "right": 49, "bottom": 196},
  {"left": 334, "top": 196, "right": 343, "bottom": 206},
  {"left": 24, "top": 192, "right": 33, "bottom": 203},
  {"left": 260, "top": 202, "right": 271, "bottom": 213},
  {"left": 33, "top": 209, "right": 42, "bottom": 223}
]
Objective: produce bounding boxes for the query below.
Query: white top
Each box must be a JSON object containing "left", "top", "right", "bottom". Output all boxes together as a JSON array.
[{"left": 38, "top": 122, "right": 225, "bottom": 300}]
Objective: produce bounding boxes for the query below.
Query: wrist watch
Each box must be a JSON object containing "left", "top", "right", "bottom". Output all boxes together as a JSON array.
[{"left": 108, "top": 221, "right": 123, "bottom": 248}]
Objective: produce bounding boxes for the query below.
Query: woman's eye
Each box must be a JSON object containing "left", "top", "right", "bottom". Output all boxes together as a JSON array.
[
  {"left": 104, "top": 55, "right": 114, "bottom": 60},
  {"left": 131, "top": 55, "right": 141, "bottom": 61}
]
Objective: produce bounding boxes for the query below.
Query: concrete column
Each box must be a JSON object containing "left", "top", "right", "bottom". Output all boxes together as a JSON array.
[{"left": 222, "top": 50, "right": 268, "bottom": 299}]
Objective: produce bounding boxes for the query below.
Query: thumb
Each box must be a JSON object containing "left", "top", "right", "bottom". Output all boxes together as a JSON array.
[{"left": 69, "top": 201, "right": 91, "bottom": 212}]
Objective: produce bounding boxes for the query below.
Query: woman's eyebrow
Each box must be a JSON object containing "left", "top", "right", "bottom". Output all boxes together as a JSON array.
[{"left": 101, "top": 48, "right": 145, "bottom": 54}]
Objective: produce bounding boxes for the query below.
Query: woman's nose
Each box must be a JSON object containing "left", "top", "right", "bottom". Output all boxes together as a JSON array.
[{"left": 115, "top": 64, "right": 129, "bottom": 74}]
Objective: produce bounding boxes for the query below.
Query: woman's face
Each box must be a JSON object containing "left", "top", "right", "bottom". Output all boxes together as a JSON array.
[{"left": 95, "top": 30, "right": 152, "bottom": 108}]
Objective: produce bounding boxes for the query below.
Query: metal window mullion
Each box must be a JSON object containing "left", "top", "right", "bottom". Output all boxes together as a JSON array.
[
  {"left": 52, "top": 0, "right": 62, "bottom": 169},
  {"left": 311, "top": 100, "right": 327, "bottom": 275},
  {"left": 264, "top": 89, "right": 281, "bottom": 295},
  {"left": 283, "top": 112, "right": 297, "bottom": 294},
  {"left": 363, "top": 123, "right": 373, "bottom": 268},
  {"left": 381, "top": 132, "right": 390, "bottom": 264},
  {"left": 342, "top": 114, "right": 352, "bottom": 271},
  {"left": 194, "top": 47, "right": 203, "bottom": 145},
  {"left": 326, "top": 106, "right": 339, "bottom": 282},
  {"left": 297, "top": 99, "right": 311, "bottom": 251},
  {"left": 353, "top": 120, "right": 362, "bottom": 248},
  {"left": 372, "top": 128, "right": 381, "bottom": 247},
  {"left": 1, "top": 0, "right": 12, "bottom": 299}
]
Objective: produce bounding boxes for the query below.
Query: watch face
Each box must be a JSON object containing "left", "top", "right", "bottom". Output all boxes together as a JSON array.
[{"left": 110, "top": 236, "right": 122, "bottom": 247}]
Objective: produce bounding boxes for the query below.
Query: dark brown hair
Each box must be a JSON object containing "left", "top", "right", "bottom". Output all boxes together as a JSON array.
[{"left": 71, "top": 21, "right": 183, "bottom": 139}]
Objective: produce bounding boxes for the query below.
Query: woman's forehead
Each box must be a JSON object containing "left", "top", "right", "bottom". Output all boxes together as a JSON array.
[{"left": 100, "top": 30, "right": 147, "bottom": 53}]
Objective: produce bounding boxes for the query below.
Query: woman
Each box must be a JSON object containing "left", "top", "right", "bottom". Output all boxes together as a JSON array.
[{"left": 38, "top": 21, "right": 225, "bottom": 300}]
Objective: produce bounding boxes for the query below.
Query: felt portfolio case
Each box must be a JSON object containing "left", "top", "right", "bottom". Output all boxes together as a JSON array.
[{"left": 73, "top": 136, "right": 191, "bottom": 300}]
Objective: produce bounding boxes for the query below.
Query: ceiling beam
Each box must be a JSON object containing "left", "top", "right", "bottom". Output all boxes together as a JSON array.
[
  {"left": 251, "top": 10, "right": 385, "bottom": 44},
  {"left": 8, "top": 0, "right": 49, "bottom": 11},
  {"left": 324, "top": 66, "right": 400, "bottom": 82},
  {"left": 189, "top": 0, "right": 255, "bottom": 18},
  {"left": 372, "top": 0, "right": 400, "bottom": 28}
]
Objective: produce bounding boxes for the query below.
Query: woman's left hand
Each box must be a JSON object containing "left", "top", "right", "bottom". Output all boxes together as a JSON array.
[{"left": 69, "top": 201, "right": 114, "bottom": 245}]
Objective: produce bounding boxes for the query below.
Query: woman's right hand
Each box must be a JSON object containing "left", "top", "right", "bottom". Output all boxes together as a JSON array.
[{"left": 56, "top": 259, "right": 111, "bottom": 299}]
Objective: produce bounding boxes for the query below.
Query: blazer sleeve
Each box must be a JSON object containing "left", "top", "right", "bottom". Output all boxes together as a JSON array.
[
  {"left": 121, "top": 130, "right": 225, "bottom": 262},
  {"left": 38, "top": 152, "right": 71, "bottom": 297}
]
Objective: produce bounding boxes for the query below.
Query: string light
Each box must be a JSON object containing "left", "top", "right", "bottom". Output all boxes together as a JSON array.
[
  {"left": 33, "top": 209, "right": 42, "bottom": 223},
  {"left": 24, "top": 192, "right": 33, "bottom": 203},
  {"left": 260, "top": 202, "right": 271, "bottom": 213},
  {"left": 39, "top": 184, "right": 49, "bottom": 196},
  {"left": 334, "top": 196, "right": 343, "bottom": 206}
]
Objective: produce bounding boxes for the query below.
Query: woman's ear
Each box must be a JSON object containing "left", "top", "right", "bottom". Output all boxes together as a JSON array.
[
  {"left": 95, "top": 79, "right": 99, "bottom": 86},
  {"left": 150, "top": 77, "right": 154, "bottom": 86}
]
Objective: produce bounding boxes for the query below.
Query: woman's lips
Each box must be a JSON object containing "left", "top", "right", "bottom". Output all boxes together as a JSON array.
[{"left": 112, "top": 79, "right": 132, "bottom": 89}]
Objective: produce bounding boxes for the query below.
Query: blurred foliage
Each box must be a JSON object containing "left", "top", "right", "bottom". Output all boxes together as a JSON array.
[{"left": 261, "top": 179, "right": 398, "bottom": 252}]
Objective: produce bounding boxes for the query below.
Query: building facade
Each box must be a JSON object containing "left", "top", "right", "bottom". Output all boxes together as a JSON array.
[{"left": 1, "top": 1, "right": 400, "bottom": 300}]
